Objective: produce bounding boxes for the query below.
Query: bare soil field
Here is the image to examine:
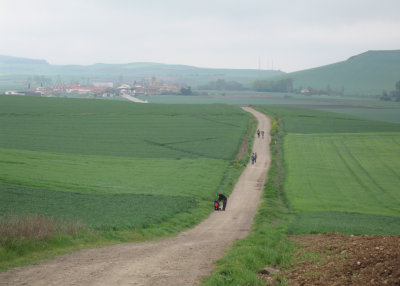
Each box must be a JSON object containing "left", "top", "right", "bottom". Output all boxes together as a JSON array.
[
  {"left": 0, "top": 107, "right": 271, "bottom": 286},
  {"left": 260, "top": 233, "right": 400, "bottom": 285}
]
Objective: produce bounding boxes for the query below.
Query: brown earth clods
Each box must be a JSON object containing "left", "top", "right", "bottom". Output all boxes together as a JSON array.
[{"left": 260, "top": 233, "right": 400, "bottom": 286}]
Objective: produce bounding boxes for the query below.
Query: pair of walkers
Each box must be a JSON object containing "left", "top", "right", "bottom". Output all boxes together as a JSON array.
[
  {"left": 257, "top": 129, "right": 265, "bottom": 139},
  {"left": 251, "top": 152, "right": 257, "bottom": 165}
]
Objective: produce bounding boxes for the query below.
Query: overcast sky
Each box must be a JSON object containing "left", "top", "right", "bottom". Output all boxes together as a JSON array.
[{"left": 1, "top": 0, "right": 399, "bottom": 72}]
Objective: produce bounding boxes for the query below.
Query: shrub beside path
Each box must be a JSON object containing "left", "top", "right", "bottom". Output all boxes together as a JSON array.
[{"left": 0, "top": 107, "right": 271, "bottom": 286}]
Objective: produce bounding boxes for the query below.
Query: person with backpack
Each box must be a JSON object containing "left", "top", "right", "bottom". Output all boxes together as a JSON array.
[{"left": 216, "top": 193, "right": 227, "bottom": 211}]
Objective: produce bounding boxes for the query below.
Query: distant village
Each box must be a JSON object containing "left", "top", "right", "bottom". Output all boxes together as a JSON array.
[{"left": 5, "top": 77, "right": 189, "bottom": 98}]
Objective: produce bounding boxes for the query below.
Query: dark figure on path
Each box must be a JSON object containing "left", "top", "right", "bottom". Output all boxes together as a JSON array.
[
  {"left": 251, "top": 152, "right": 256, "bottom": 165},
  {"left": 217, "top": 193, "right": 227, "bottom": 211},
  {"left": 261, "top": 130, "right": 264, "bottom": 138},
  {"left": 257, "top": 129, "right": 260, "bottom": 138},
  {"left": 254, "top": 152, "right": 257, "bottom": 163}
]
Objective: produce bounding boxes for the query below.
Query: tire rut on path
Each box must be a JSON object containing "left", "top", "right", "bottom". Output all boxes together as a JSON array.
[{"left": 0, "top": 107, "right": 271, "bottom": 286}]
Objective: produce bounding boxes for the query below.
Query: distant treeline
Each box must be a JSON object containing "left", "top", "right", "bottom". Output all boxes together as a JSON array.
[
  {"left": 253, "top": 78, "right": 293, "bottom": 92},
  {"left": 380, "top": 79, "right": 400, "bottom": 101},
  {"left": 196, "top": 77, "right": 348, "bottom": 96},
  {"left": 198, "top": 79, "right": 246, "bottom": 91},
  {"left": 295, "top": 85, "right": 345, "bottom": 96},
  {"left": 197, "top": 78, "right": 295, "bottom": 93}
]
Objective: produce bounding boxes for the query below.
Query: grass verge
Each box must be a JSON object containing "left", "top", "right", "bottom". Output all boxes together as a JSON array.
[{"left": 202, "top": 111, "right": 295, "bottom": 285}]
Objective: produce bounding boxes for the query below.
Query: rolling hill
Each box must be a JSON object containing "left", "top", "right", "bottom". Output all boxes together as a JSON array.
[
  {"left": 0, "top": 55, "right": 283, "bottom": 91},
  {"left": 284, "top": 50, "right": 400, "bottom": 96},
  {"left": 2, "top": 51, "right": 399, "bottom": 96}
]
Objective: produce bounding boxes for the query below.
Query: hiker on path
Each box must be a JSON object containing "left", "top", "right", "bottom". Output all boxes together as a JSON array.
[
  {"left": 257, "top": 129, "right": 260, "bottom": 138},
  {"left": 216, "top": 193, "right": 227, "bottom": 211},
  {"left": 254, "top": 152, "right": 257, "bottom": 163},
  {"left": 261, "top": 130, "right": 264, "bottom": 138},
  {"left": 251, "top": 152, "right": 256, "bottom": 165}
]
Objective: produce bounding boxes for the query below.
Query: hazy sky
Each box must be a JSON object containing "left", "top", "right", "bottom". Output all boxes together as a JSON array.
[{"left": 1, "top": 0, "right": 399, "bottom": 72}]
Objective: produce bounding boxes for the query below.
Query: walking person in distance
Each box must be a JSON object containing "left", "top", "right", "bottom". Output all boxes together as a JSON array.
[{"left": 251, "top": 152, "right": 255, "bottom": 165}]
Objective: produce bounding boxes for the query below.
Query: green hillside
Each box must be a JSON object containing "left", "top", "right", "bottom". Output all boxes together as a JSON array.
[
  {"left": 285, "top": 50, "right": 400, "bottom": 96},
  {"left": 0, "top": 55, "right": 283, "bottom": 91}
]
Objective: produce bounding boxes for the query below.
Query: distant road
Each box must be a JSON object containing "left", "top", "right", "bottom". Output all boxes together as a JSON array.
[
  {"left": 0, "top": 107, "right": 271, "bottom": 286},
  {"left": 121, "top": 94, "right": 148, "bottom": 103}
]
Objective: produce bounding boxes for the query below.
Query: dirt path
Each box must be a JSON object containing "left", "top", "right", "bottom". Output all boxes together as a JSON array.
[
  {"left": 120, "top": 94, "right": 148, "bottom": 103},
  {"left": 0, "top": 107, "right": 271, "bottom": 286}
]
